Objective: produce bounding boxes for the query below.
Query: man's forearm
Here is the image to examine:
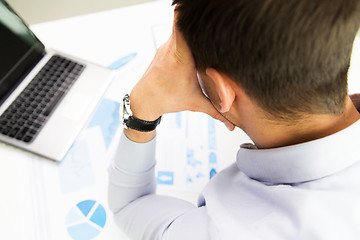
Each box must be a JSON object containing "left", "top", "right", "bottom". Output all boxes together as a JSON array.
[{"left": 108, "top": 132, "right": 157, "bottom": 213}]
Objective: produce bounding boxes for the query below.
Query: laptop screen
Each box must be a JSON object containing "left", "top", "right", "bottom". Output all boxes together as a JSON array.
[{"left": 0, "top": 0, "right": 44, "bottom": 105}]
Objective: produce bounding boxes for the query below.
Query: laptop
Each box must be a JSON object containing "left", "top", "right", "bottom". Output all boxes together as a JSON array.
[{"left": 0, "top": 0, "right": 115, "bottom": 161}]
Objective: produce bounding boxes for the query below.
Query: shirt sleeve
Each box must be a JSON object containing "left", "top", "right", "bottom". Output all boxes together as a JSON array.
[
  {"left": 108, "top": 131, "right": 157, "bottom": 214},
  {"left": 108, "top": 131, "right": 205, "bottom": 240}
]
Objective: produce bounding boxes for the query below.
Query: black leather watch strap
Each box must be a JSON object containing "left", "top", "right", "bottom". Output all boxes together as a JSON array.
[
  {"left": 122, "top": 94, "right": 162, "bottom": 132},
  {"left": 125, "top": 115, "right": 162, "bottom": 132}
]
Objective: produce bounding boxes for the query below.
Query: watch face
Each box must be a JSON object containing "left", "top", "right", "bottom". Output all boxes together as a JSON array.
[{"left": 122, "top": 94, "right": 131, "bottom": 129}]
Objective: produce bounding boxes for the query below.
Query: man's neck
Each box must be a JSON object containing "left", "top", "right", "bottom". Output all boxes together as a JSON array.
[{"left": 248, "top": 96, "right": 360, "bottom": 149}]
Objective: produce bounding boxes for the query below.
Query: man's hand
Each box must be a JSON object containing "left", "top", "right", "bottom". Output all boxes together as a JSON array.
[{"left": 125, "top": 12, "right": 234, "bottom": 143}]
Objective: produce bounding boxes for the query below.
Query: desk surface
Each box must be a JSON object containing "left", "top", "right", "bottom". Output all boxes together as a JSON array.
[{"left": 1, "top": 1, "right": 360, "bottom": 239}]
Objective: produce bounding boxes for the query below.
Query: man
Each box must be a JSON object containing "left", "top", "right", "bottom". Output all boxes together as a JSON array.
[{"left": 108, "top": 0, "right": 360, "bottom": 239}]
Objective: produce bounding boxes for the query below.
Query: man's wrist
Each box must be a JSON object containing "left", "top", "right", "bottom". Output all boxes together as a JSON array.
[
  {"left": 123, "top": 128, "right": 156, "bottom": 143},
  {"left": 122, "top": 94, "right": 161, "bottom": 132},
  {"left": 128, "top": 91, "right": 162, "bottom": 121},
  {"left": 121, "top": 93, "right": 160, "bottom": 143}
]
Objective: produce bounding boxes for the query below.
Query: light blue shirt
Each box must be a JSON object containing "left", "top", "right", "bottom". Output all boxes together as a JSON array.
[{"left": 108, "top": 114, "right": 360, "bottom": 239}]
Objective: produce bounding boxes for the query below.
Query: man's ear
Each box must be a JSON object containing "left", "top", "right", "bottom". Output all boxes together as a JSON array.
[{"left": 206, "top": 68, "right": 236, "bottom": 113}]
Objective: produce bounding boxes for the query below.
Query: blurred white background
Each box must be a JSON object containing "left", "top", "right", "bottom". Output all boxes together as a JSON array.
[{"left": 7, "top": 0, "right": 160, "bottom": 24}]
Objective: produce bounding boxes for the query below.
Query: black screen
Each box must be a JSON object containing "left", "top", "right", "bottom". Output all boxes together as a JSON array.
[{"left": 0, "top": 0, "right": 44, "bottom": 105}]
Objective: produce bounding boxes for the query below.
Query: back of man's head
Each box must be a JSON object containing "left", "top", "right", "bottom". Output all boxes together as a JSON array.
[{"left": 173, "top": 0, "right": 360, "bottom": 121}]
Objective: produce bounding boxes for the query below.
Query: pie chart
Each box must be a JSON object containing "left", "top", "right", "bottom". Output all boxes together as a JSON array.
[{"left": 65, "top": 200, "right": 107, "bottom": 240}]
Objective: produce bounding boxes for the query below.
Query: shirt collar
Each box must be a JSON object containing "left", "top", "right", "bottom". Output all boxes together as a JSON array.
[{"left": 236, "top": 117, "right": 360, "bottom": 185}]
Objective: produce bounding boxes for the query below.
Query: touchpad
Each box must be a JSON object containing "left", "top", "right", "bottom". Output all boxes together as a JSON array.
[{"left": 58, "top": 93, "right": 92, "bottom": 121}]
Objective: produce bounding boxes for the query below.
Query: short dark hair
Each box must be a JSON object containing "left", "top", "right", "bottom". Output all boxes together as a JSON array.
[{"left": 173, "top": 0, "right": 360, "bottom": 121}]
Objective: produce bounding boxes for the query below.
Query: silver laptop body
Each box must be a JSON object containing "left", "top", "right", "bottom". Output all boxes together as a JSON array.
[{"left": 0, "top": 0, "right": 115, "bottom": 161}]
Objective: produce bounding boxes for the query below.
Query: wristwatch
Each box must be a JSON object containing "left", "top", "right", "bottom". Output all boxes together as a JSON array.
[{"left": 122, "top": 94, "right": 162, "bottom": 132}]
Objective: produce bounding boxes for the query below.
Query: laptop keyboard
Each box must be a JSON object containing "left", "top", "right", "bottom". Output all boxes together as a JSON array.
[{"left": 0, "top": 55, "right": 85, "bottom": 143}]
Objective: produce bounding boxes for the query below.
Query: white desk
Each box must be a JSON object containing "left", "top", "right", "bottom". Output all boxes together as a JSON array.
[{"left": 0, "top": 1, "right": 359, "bottom": 239}]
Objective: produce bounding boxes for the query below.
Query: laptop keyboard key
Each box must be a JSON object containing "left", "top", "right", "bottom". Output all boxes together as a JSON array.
[
  {"left": 23, "top": 135, "right": 33, "bottom": 143},
  {"left": 9, "top": 127, "right": 19, "bottom": 138},
  {"left": 43, "top": 90, "right": 65, "bottom": 117},
  {"left": 16, "top": 127, "right": 29, "bottom": 140}
]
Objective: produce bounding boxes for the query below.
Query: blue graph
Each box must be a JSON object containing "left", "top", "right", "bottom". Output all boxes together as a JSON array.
[
  {"left": 65, "top": 200, "right": 106, "bottom": 240},
  {"left": 87, "top": 98, "right": 121, "bottom": 149}
]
